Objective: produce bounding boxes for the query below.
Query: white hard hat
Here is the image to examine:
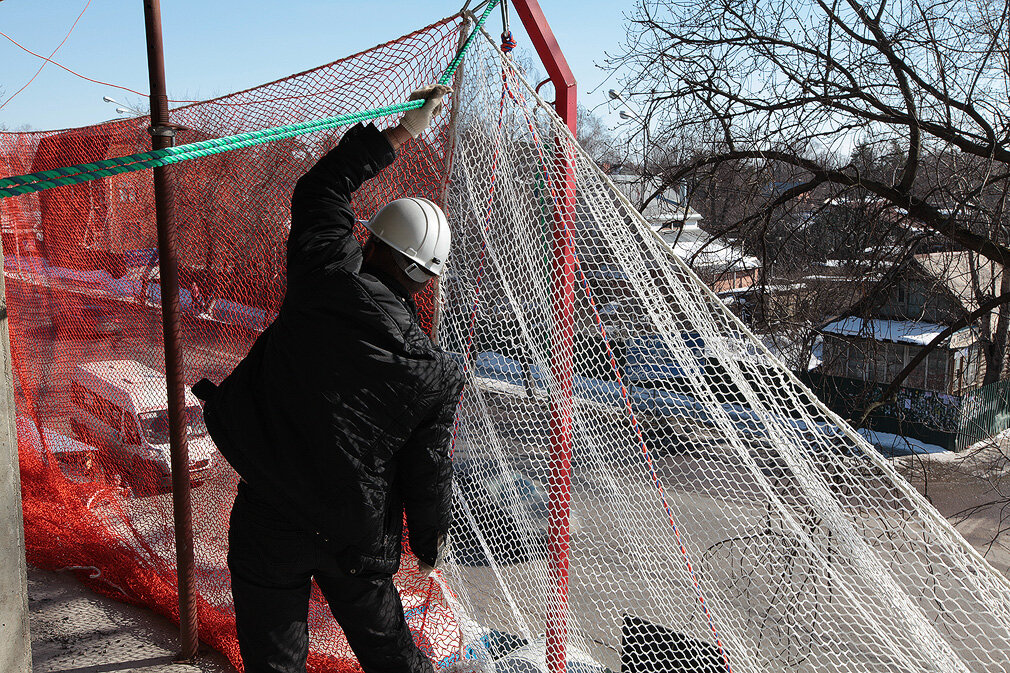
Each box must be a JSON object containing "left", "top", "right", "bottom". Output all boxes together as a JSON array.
[{"left": 366, "top": 197, "right": 451, "bottom": 283}]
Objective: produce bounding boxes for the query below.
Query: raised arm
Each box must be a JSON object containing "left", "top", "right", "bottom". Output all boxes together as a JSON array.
[
  {"left": 287, "top": 123, "right": 395, "bottom": 278},
  {"left": 287, "top": 85, "right": 451, "bottom": 279}
]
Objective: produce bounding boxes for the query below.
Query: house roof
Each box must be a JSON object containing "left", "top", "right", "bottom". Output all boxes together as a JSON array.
[
  {"left": 604, "top": 173, "right": 760, "bottom": 273},
  {"left": 820, "top": 317, "right": 977, "bottom": 349},
  {"left": 912, "top": 251, "right": 1005, "bottom": 314},
  {"left": 654, "top": 223, "right": 761, "bottom": 272}
]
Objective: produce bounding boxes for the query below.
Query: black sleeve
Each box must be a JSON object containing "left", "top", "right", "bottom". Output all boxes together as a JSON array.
[
  {"left": 287, "top": 123, "right": 395, "bottom": 278},
  {"left": 398, "top": 388, "right": 461, "bottom": 567}
]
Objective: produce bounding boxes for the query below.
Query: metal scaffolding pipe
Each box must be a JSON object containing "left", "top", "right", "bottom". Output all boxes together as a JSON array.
[{"left": 142, "top": 0, "right": 199, "bottom": 662}]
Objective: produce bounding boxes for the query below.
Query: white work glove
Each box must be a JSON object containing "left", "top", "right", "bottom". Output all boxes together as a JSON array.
[{"left": 400, "top": 84, "right": 452, "bottom": 138}]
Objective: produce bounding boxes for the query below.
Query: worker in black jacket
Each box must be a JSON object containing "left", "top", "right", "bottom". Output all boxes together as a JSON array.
[{"left": 195, "top": 84, "right": 463, "bottom": 673}]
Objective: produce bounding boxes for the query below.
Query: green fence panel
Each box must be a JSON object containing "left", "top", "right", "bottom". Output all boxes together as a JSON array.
[{"left": 956, "top": 379, "right": 1010, "bottom": 450}]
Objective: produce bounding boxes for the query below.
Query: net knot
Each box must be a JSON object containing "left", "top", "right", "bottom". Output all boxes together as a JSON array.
[{"left": 500, "top": 31, "right": 517, "bottom": 53}]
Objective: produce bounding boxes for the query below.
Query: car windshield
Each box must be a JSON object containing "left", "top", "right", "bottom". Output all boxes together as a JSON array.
[{"left": 138, "top": 406, "right": 208, "bottom": 444}]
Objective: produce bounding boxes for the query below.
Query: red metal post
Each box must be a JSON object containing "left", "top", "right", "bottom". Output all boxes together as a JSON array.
[
  {"left": 143, "top": 0, "right": 199, "bottom": 662},
  {"left": 509, "top": 3, "right": 577, "bottom": 673}
]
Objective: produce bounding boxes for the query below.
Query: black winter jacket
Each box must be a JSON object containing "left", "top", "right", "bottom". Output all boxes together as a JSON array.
[{"left": 200, "top": 123, "right": 464, "bottom": 574}]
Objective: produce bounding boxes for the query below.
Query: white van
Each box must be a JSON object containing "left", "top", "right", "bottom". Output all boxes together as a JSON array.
[{"left": 69, "top": 360, "right": 215, "bottom": 490}]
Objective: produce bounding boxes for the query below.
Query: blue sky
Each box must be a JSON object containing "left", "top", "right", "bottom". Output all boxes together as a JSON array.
[{"left": 0, "top": 0, "right": 634, "bottom": 133}]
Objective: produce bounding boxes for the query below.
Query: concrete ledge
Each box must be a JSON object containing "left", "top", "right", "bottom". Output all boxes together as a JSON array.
[{"left": 29, "top": 566, "right": 236, "bottom": 673}]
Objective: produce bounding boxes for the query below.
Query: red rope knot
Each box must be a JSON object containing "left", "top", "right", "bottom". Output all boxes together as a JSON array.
[{"left": 501, "top": 31, "right": 517, "bottom": 53}]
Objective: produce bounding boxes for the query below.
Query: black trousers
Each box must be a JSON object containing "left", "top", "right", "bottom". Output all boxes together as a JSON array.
[{"left": 228, "top": 483, "right": 433, "bottom": 673}]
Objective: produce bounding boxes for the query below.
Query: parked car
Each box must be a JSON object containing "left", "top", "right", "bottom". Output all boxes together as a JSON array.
[
  {"left": 16, "top": 414, "right": 102, "bottom": 484},
  {"left": 28, "top": 300, "right": 124, "bottom": 341},
  {"left": 16, "top": 415, "right": 135, "bottom": 506},
  {"left": 73, "top": 302, "right": 124, "bottom": 339},
  {"left": 69, "top": 360, "right": 215, "bottom": 494},
  {"left": 40, "top": 300, "right": 124, "bottom": 340}
]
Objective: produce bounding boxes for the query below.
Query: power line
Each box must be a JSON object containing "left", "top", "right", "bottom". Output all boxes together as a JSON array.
[
  {"left": 0, "top": 23, "right": 198, "bottom": 105},
  {"left": 1, "top": 0, "right": 93, "bottom": 111}
]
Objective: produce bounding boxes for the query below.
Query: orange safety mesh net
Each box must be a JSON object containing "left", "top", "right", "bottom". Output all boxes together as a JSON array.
[{"left": 2, "top": 15, "right": 465, "bottom": 671}]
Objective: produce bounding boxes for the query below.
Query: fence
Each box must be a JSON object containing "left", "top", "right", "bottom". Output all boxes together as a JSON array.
[
  {"left": 799, "top": 372, "right": 960, "bottom": 450},
  {"left": 956, "top": 378, "right": 1010, "bottom": 450}
]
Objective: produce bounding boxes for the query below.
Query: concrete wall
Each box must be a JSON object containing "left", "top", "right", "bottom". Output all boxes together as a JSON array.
[{"left": 0, "top": 242, "right": 31, "bottom": 672}]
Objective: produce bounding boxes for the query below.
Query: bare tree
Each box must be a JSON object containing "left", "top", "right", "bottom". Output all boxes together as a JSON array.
[
  {"left": 610, "top": 0, "right": 1010, "bottom": 564},
  {"left": 610, "top": 0, "right": 1010, "bottom": 386},
  {"left": 577, "top": 106, "right": 623, "bottom": 168}
]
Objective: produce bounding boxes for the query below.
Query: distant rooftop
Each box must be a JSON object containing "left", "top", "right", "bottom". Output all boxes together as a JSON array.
[
  {"left": 820, "top": 317, "right": 977, "bottom": 349},
  {"left": 653, "top": 223, "right": 761, "bottom": 272}
]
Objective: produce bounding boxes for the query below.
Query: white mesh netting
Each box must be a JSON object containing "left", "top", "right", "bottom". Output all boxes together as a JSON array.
[
  {"left": 435, "top": 27, "right": 1010, "bottom": 673},
  {"left": 6, "top": 12, "right": 1010, "bottom": 673}
]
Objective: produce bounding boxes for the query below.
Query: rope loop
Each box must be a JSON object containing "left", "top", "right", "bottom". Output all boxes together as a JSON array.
[{"left": 500, "top": 30, "right": 517, "bottom": 53}]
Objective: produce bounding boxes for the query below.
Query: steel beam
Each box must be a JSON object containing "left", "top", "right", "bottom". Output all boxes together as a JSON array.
[{"left": 508, "top": 4, "right": 577, "bottom": 673}]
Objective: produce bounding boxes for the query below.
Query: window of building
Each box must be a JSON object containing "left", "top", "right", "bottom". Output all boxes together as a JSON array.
[
  {"left": 824, "top": 337, "right": 843, "bottom": 376},
  {"left": 869, "top": 347, "right": 887, "bottom": 382},
  {"left": 884, "top": 343, "right": 904, "bottom": 381},
  {"left": 908, "top": 287, "right": 927, "bottom": 318},
  {"left": 953, "top": 350, "right": 968, "bottom": 392},
  {"left": 846, "top": 341, "right": 867, "bottom": 380}
]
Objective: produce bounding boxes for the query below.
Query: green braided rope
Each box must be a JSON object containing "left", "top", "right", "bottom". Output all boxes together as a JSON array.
[
  {"left": 0, "top": 102, "right": 427, "bottom": 197},
  {"left": 0, "top": 101, "right": 425, "bottom": 192},
  {"left": 0, "top": 0, "right": 500, "bottom": 199}
]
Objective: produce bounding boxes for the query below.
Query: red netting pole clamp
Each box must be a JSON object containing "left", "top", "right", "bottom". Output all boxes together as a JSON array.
[
  {"left": 143, "top": 0, "right": 200, "bottom": 663},
  {"left": 510, "top": 2, "right": 577, "bottom": 673}
]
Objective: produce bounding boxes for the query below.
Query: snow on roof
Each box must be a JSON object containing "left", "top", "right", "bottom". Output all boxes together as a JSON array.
[
  {"left": 654, "top": 225, "right": 761, "bottom": 272},
  {"left": 821, "top": 317, "right": 950, "bottom": 346},
  {"left": 718, "top": 283, "right": 807, "bottom": 295},
  {"left": 605, "top": 173, "right": 761, "bottom": 272}
]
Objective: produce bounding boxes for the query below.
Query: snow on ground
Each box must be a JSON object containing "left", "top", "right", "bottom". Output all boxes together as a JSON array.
[
  {"left": 756, "top": 330, "right": 813, "bottom": 370},
  {"left": 808, "top": 337, "right": 823, "bottom": 370}
]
